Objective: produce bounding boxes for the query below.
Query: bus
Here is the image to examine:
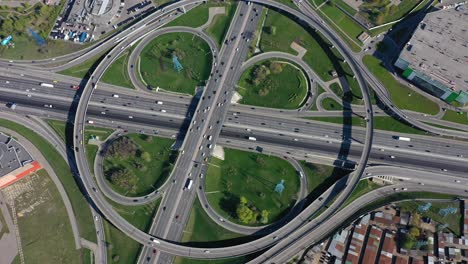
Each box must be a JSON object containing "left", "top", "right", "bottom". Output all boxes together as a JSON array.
[
  {"left": 40, "top": 83, "right": 54, "bottom": 88},
  {"left": 184, "top": 178, "right": 193, "bottom": 190}
]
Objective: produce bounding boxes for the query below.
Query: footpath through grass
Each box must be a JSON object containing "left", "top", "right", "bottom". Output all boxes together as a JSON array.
[
  {"left": 0, "top": 119, "right": 96, "bottom": 242},
  {"left": 7, "top": 169, "right": 82, "bottom": 263},
  {"left": 103, "top": 133, "right": 177, "bottom": 196},
  {"left": 307, "top": 116, "right": 426, "bottom": 135},
  {"left": 260, "top": 10, "right": 336, "bottom": 81},
  {"left": 204, "top": 148, "right": 300, "bottom": 226},
  {"left": 442, "top": 110, "right": 468, "bottom": 126},
  {"left": 398, "top": 200, "right": 461, "bottom": 236},
  {"left": 139, "top": 32, "right": 212, "bottom": 95},
  {"left": 237, "top": 60, "right": 308, "bottom": 109},
  {"left": 175, "top": 199, "right": 254, "bottom": 264},
  {"left": 362, "top": 55, "right": 439, "bottom": 115},
  {"left": 205, "top": 1, "right": 237, "bottom": 47}
]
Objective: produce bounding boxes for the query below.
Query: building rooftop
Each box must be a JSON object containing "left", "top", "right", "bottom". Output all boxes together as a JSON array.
[
  {"left": 0, "top": 133, "right": 34, "bottom": 178},
  {"left": 398, "top": 6, "right": 468, "bottom": 92}
]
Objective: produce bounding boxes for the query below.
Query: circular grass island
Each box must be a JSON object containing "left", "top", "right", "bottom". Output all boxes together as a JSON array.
[
  {"left": 237, "top": 60, "right": 308, "bottom": 109},
  {"left": 204, "top": 148, "right": 300, "bottom": 226},
  {"left": 103, "top": 134, "right": 177, "bottom": 197},
  {"left": 139, "top": 32, "right": 213, "bottom": 95}
]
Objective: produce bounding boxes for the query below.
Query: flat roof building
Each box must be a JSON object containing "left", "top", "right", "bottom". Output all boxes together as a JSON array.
[{"left": 394, "top": 5, "right": 468, "bottom": 105}]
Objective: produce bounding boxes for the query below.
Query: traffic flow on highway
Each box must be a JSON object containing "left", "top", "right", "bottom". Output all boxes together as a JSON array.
[{"left": 0, "top": 0, "right": 466, "bottom": 264}]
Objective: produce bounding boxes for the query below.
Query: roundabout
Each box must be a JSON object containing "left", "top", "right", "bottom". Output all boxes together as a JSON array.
[{"left": 72, "top": 0, "right": 374, "bottom": 260}]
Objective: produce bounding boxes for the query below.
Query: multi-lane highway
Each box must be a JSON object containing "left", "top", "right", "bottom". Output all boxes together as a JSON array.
[{"left": 1, "top": 0, "right": 466, "bottom": 263}]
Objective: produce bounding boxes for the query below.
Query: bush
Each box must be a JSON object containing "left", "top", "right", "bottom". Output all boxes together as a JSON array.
[
  {"left": 141, "top": 151, "right": 151, "bottom": 162},
  {"left": 107, "top": 168, "right": 138, "bottom": 192},
  {"left": 106, "top": 136, "right": 138, "bottom": 158}
]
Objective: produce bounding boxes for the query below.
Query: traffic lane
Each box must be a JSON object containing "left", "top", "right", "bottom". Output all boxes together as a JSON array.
[
  {"left": 4, "top": 97, "right": 467, "bottom": 173},
  {"left": 219, "top": 129, "right": 468, "bottom": 175},
  {"left": 231, "top": 113, "right": 468, "bottom": 157},
  {"left": 3, "top": 80, "right": 467, "bottom": 157}
]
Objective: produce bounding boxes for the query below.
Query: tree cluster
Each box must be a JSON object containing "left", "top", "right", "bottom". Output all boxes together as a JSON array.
[
  {"left": 106, "top": 136, "right": 139, "bottom": 158},
  {"left": 107, "top": 168, "right": 138, "bottom": 192},
  {"left": 235, "top": 196, "right": 270, "bottom": 224}
]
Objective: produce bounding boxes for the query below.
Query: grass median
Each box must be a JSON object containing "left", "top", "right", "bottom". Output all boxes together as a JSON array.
[
  {"left": 307, "top": 116, "right": 426, "bottom": 135},
  {"left": 205, "top": 2, "right": 237, "bottom": 47},
  {"left": 104, "top": 199, "right": 161, "bottom": 264},
  {"left": 362, "top": 55, "right": 439, "bottom": 115},
  {"left": 174, "top": 199, "right": 255, "bottom": 264},
  {"left": 442, "top": 110, "right": 468, "bottom": 126},
  {"left": 205, "top": 148, "right": 299, "bottom": 226},
  {"left": 237, "top": 60, "right": 308, "bottom": 109},
  {"left": 0, "top": 118, "right": 96, "bottom": 242}
]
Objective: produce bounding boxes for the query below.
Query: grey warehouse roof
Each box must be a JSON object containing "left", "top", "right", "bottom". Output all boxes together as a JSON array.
[{"left": 398, "top": 6, "right": 468, "bottom": 92}]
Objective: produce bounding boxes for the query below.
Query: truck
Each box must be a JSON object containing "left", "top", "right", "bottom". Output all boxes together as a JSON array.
[
  {"left": 7, "top": 102, "right": 17, "bottom": 110},
  {"left": 395, "top": 136, "right": 411, "bottom": 142},
  {"left": 184, "top": 178, "right": 193, "bottom": 190},
  {"left": 248, "top": 136, "right": 257, "bottom": 141},
  {"left": 40, "top": 83, "right": 54, "bottom": 88}
]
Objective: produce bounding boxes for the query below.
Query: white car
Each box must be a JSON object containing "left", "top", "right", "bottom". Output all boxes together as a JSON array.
[{"left": 128, "top": 116, "right": 133, "bottom": 119}]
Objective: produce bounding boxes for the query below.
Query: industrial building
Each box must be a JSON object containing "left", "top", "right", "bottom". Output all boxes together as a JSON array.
[
  {"left": 394, "top": 4, "right": 468, "bottom": 105},
  {"left": 0, "top": 133, "right": 40, "bottom": 188}
]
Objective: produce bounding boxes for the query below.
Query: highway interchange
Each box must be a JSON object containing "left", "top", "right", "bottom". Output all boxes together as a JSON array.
[{"left": 1, "top": 0, "right": 468, "bottom": 263}]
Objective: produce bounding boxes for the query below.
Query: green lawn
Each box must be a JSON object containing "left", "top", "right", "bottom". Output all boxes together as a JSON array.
[
  {"left": 274, "top": 0, "right": 300, "bottom": 10},
  {"left": 83, "top": 248, "right": 93, "bottom": 264},
  {"left": 307, "top": 116, "right": 426, "bottom": 135},
  {"left": 237, "top": 60, "right": 308, "bottom": 109},
  {"left": 103, "top": 133, "right": 177, "bottom": 196},
  {"left": 139, "top": 32, "right": 212, "bottom": 95},
  {"left": 46, "top": 119, "right": 114, "bottom": 175},
  {"left": 300, "top": 161, "right": 350, "bottom": 200},
  {"left": 362, "top": 55, "right": 439, "bottom": 114},
  {"left": 165, "top": 1, "right": 234, "bottom": 28},
  {"left": 174, "top": 199, "right": 252, "bottom": 264},
  {"left": 204, "top": 148, "right": 300, "bottom": 226},
  {"left": 359, "top": 0, "right": 423, "bottom": 25},
  {"left": 320, "top": 3, "right": 365, "bottom": 39},
  {"left": 0, "top": 119, "right": 96, "bottom": 242},
  {"left": 101, "top": 49, "right": 135, "bottom": 89},
  {"left": 12, "top": 169, "right": 82, "bottom": 263},
  {"left": 343, "top": 179, "right": 381, "bottom": 207},
  {"left": 205, "top": 2, "right": 237, "bottom": 47},
  {"left": 58, "top": 50, "right": 108, "bottom": 79},
  {"left": 322, "top": 97, "right": 343, "bottom": 110},
  {"left": 329, "top": 82, "right": 343, "bottom": 97},
  {"left": 102, "top": 179, "right": 161, "bottom": 264},
  {"left": 260, "top": 10, "right": 337, "bottom": 81},
  {"left": 442, "top": 110, "right": 468, "bottom": 126},
  {"left": 398, "top": 200, "right": 461, "bottom": 236}
]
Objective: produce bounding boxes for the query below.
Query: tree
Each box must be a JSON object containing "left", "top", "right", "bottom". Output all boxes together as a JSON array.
[
  {"left": 240, "top": 196, "right": 248, "bottom": 205},
  {"left": 260, "top": 210, "right": 269, "bottom": 224},
  {"left": 1, "top": 19, "right": 13, "bottom": 33},
  {"left": 107, "top": 168, "right": 138, "bottom": 192},
  {"left": 269, "top": 62, "right": 283, "bottom": 74},
  {"left": 237, "top": 203, "right": 255, "bottom": 223},
  {"left": 112, "top": 255, "right": 120, "bottom": 262},
  {"left": 141, "top": 151, "right": 151, "bottom": 162},
  {"left": 409, "top": 227, "right": 420, "bottom": 239},
  {"left": 266, "top": 26, "right": 276, "bottom": 35},
  {"left": 251, "top": 65, "right": 270, "bottom": 86}
]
